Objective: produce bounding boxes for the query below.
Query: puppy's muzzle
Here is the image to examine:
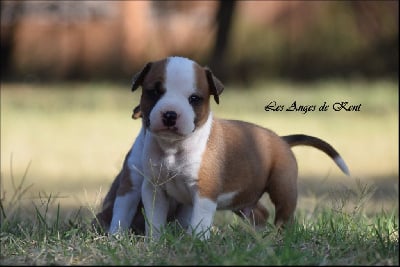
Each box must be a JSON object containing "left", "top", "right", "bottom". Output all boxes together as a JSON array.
[{"left": 162, "top": 111, "right": 178, "bottom": 127}]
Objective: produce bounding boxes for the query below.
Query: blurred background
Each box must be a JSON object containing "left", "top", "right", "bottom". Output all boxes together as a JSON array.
[
  {"left": 1, "top": 1, "right": 398, "bottom": 220},
  {"left": 1, "top": 0, "right": 398, "bottom": 83}
]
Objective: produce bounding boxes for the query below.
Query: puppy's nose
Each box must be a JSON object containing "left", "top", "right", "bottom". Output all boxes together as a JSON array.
[{"left": 162, "top": 111, "right": 178, "bottom": 127}]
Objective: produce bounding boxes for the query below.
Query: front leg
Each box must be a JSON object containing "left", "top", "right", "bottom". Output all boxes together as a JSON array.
[
  {"left": 189, "top": 193, "right": 217, "bottom": 240},
  {"left": 141, "top": 179, "right": 169, "bottom": 240},
  {"left": 109, "top": 129, "right": 145, "bottom": 234},
  {"left": 109, "top": 187, "right": 141, "bottom": 234}
]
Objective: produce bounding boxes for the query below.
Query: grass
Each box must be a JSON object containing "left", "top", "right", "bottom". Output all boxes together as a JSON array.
[
  {"left": 0, "top": 79, "right": 399, "bottom": 265},
  {"left": 0, "top": 173, "right": 398, "bottom": 265}
]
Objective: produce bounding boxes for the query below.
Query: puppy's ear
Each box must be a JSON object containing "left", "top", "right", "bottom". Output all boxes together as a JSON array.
[
  {"left": 131, "top": 62, "right": 153, "bottom": 91},
  {"left": 132, "top": 105, "right": 142, "bottom": 120},
  {"left": 205, "top": 67, "right": 224, "bottom": 104}
]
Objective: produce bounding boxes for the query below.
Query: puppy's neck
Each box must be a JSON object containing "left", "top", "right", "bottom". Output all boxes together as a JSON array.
[{"left": 148, "top": 112, "right": 213, "bottom": 155}]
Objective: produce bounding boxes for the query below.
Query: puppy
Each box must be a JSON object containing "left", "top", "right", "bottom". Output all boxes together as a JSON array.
[
  {"left": 93, "top": 107, "right": 270, "bottom": 233},
  {"left": 96, "top": 56, "right": 349, "bottom": 240}
]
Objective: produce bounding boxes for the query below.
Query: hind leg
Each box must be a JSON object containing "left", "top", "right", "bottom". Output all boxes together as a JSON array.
[
  {"left": 235, "top": 201, "right": 269, "bottom": 228},
  {"left": 267, "top": 156, "right": 298, "bottom": 227}
]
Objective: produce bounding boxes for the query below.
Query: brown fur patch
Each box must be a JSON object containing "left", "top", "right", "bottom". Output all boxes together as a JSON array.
[
  {"left": 114, "top": 152, "right": 136, "bottom": 196},
  {"left": 139, "top": 58, "right": 168, "bottom": 123},
  {"left": 198, "top": 118, "right": 299, "bottom": 226},
  {"left": 193, "top": 63, "right": 212, "bottom": 128},
  {"left": 132, "top": 105, "right": 142, "bottom": 119}
]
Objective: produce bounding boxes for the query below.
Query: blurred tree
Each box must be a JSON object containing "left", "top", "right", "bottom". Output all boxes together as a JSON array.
[
  {"left": 350, "top": 1, "right": 399, "bottom": 78},
  {"left": 1, "top": 1, "right": 22, "bottom": 80},
  {"left": 1, "top": 1, "right": 397, "bottom": 83},
  {"left": 209, "top": 0, "right": 236, "bottom": 81}
]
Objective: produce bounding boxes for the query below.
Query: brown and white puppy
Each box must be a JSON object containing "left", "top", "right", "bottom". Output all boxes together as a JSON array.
[{"left": 101, "top": 56, "right": 349, "bottom": 239}]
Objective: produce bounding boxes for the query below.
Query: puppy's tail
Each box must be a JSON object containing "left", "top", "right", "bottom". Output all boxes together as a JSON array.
[{"left": 282, "top": 134, "right": 350, "bottom": 176}]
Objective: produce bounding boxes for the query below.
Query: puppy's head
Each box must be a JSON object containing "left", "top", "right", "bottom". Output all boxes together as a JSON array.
[{"left": 131, "top": 57, "right": 223, "bottom": 139}]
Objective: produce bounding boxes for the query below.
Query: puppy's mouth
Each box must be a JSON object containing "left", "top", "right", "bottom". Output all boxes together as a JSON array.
[{"left": 151, "top": 126, "right": 186, "bottom": 138}]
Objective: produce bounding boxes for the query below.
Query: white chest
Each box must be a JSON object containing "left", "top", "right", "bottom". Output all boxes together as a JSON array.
[
  {"left": 142, "top": 137, "right": 204, "bottom": 204},
  {"left": 141, "top": 114, "right": 213, "bottom": 205}
]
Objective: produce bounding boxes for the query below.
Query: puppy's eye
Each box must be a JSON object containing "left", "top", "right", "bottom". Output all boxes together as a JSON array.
[
  {"left": 146, "top": 82, "right": 163, "bottom": 99},
  {"left": 189, "top": 94, "right": 202, "bottom": 105}
]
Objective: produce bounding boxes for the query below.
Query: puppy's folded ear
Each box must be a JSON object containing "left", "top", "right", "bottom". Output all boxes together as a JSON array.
[
  {"left": 131, "top": 62, "right": 153, "bottom": 91},
  {"left": 205, "top": 67, "right": 224, "bottom": 104},
  {"left": 132, "top": 105, "right": 142, "bottom": 120}
]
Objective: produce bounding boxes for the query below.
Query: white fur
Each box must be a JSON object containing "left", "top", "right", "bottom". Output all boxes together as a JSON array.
[
  {"left": 141, "top": 177, "right": 169, "bottom": 239},
  {"left": 127, "top": 127, "right": 146, "bottom": 182},
  {"left": 109, "top": 192, "right": 141, "bottom": 234},
  {"left": 190, "top": 193, "right": 217, "bottom": 240},
  {"left": 334, "top": 156, "right": 350, "bottom": 175}
]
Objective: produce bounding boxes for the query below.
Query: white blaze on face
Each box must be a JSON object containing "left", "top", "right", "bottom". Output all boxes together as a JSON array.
[{"left": 148, "top": 57, "right": 197, "bottom": 137}]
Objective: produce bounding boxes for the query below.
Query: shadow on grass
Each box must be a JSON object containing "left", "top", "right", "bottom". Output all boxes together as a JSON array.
[
  {"left": 298, "top": 175, "right": 398, "bottom": 200},
  {"left": 1, "top": 173, "right": 397, "bottom": 230},
  {"left": 297, "top": 174, "right": 398, "bottom": 215}
]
